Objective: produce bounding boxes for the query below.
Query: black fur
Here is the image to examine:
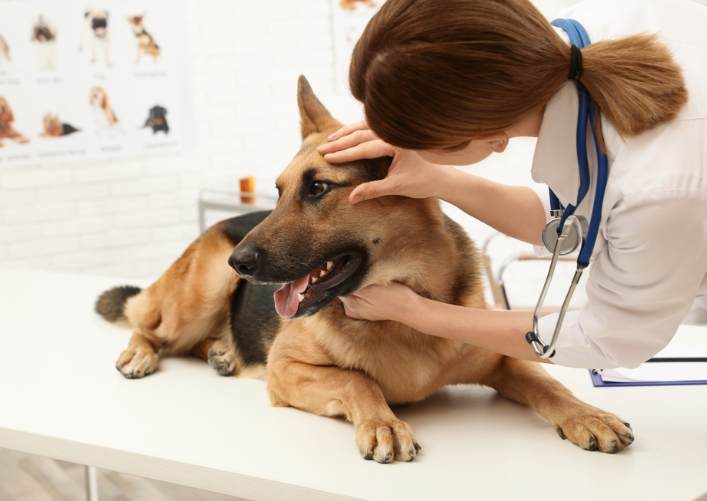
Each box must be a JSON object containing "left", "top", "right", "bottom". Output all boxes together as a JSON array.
[
  {"left": 230, "top": 280, "right": 281, "bottom": 366},
  {"left": 220, "top": 210, "right": 280, "bottom": 366},
  {"left": 143, "top": 106, "right": 169, "bottom": 134},
  {"left": 95, "top": 285, "right": 142, "bottom": 323},
  {"left": 219, "top": 210, "right": 271, "bottom": 246},
  {"left": 61, "top": 123, "right": 79, "bottom": 136}
]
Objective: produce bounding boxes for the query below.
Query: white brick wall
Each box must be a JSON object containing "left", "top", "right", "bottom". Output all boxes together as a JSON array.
[
  {"left": 0, "top": 0, "right": 366, "bottom": 281},
  {"left": 2, "top": 0, "right": 703, "bottom": 291}
]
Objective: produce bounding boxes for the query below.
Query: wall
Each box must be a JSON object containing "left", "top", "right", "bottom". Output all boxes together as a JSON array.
[{"left": 1, "top": 0, "right": 704, "bottom": 293}]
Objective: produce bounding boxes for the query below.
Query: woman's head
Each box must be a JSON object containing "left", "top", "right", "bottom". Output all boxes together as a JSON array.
[{"left": 350, "top": 0, "right": 688, "bottom": 152}]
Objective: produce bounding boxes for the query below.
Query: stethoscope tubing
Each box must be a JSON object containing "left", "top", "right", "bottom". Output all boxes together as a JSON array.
[{"left": 526, "top": 18, "right": 610, "bottom": 359}]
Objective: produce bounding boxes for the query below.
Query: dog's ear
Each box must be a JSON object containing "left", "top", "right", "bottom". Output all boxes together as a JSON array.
[{"left": 297, "top": 75, "right": 341, "bottom": 140}]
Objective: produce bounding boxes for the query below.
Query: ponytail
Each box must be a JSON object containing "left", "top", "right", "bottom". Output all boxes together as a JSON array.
[{"left": 580, "top": 34, "right": 687, "bottom": 144}]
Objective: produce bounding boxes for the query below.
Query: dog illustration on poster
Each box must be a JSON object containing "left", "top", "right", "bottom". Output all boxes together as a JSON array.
[
  {"left": 126, "top": 13, "right": 160, "bottom": 63},
  {"left": 89, "top": 86, "right": 121, "bottom": 136},
  {"left": 142, "top": 105, "right": 168, "bottom": 134},
  {"left": 79, "top": 10, "right": 112, "bottom": 67},
  {"left": 339, "top": 0, "right": 378, "bottom": 9},
  {"left": 41, "top": 113, "right": 80, "bottom": 137},
  {"left": 0, "top": 33, "right": 10, "bottom": 65},
  {"left": 0, "top": 96, "right": 30, "bottom": 146},
  {"left": 32, "top": 15, "right": 59, "bottom": 70}
]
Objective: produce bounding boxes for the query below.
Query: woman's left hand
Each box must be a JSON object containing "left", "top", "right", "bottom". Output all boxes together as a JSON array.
[{"left": 339, "top": 282, "right": 420, "bottom": 322}]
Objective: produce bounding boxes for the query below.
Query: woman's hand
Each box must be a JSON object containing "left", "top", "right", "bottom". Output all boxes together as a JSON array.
[
  {"left": 339, "top": 282, "right": 421, "bottom": 323},
  {"left": 318, "top": 121, "right": 454, "bottom": 204}
]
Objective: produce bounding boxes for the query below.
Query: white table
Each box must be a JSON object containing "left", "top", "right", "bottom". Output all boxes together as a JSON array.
[{"left": 1, "top": 268, "right": 706, "bottom": 501}]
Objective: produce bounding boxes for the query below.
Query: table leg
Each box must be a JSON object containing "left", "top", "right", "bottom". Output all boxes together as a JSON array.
[{"left": 84, "top": 465, "right": 99, "bottom": 501}]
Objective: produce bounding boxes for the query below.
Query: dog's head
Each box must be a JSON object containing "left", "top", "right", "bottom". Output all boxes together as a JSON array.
[
  {"left": 149, "top": 106, "right": 167, "bottom": 123},
  {"left": 0, "top": 96, "right": 13, "bottom": 124},
  {"left": 89, "top": 86, "right": 107, "bottom": 109},
  {"left": 229, "top": 76, "right": 449, "bottom": 319},
  {"left": 126, "top": 13, "right": 145, "bottom": 33},
  {"left": 43, "top": 113, "right": 61, "bottom": 135},
  {"left": 90, "top": 11, "right": 109, "bottom": 36}
]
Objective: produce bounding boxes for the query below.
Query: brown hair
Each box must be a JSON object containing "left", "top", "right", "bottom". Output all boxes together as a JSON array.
[{"left": 349, "top": 0, "right": 688, "bottom": 150}]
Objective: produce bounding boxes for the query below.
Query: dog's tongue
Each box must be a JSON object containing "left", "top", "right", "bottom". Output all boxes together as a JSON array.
[{"left": 274, "top": 274, "right": 310, "bottom": 318}]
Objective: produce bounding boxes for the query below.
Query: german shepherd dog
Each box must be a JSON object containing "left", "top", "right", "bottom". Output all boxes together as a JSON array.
[{"left": 96, "top": 76, "right": 634, "bottom": 462}]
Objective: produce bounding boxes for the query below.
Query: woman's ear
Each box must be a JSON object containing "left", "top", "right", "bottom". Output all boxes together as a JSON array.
[{"left": 477, "top": 132, "right": 509, "bottom": 154}]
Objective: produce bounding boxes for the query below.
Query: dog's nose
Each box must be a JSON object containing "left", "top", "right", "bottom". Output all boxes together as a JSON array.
[{"left": 229, "top": 241, "right": 264, "bottom": 277}]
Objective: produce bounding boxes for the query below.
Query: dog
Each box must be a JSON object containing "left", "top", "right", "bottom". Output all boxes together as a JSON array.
[
  {"left": 0, "top": 33, "right": 10, "bottom": 65},
  {"left": 142, "top": 105, "right": 168, "bottom": 134},
  {"left": 96, "top": 75, "right": 634, "bottom": 462},
  {"left": 339, "top": 0, "right": 378, "bottom": 9},
  {"left": 79, "top": 10, "right": 112, "bottom": 66},
  {"left": 41, "top": 113, "right": 80, "bottom": 137},
  {"left": 89, "top": 86, "right": 118, "bottom": 129},
  {"left": 0, "top": 96, "right": 30, "bottom": 147},
  {"left": 126, "top": 13, "right": 160, "bottom": 63},
  {"left": 32, "top": 15, "right": 58, "bottom": 70}
]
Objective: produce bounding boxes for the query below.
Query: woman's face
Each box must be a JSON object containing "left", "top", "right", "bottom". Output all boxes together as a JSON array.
[{"left": 416, "top": 133, "right": 508, "bottom": 166}]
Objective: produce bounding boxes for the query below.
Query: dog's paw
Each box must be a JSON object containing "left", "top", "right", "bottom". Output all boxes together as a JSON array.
[
  {"left": 116, "top": 348, "right": 159, "bottom": 379},
  {"left": 355, "top": 418, "right": 420, "bottom": 463},
  {"left": 208, "top": 348, "right": 237, "bottom": 376},
  {"left": 554, "top": 406, "right": 634, "bottom": 453}
]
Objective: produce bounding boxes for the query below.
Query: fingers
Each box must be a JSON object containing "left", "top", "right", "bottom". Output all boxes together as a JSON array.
[
  {"left": 321, "top": 139, "right": 394, "bottom": 164},
  {"left": 318, "top": 129, "right": 378, "bottom": 155},
  {"left": 327, "top": 120, "right": 369, "bottom": 141},
  {"left": 339, "top": 296, "right": 363, "bottom": 319},
  {"left": 349, "top": 178, "right": 398, "bottom": 204}
]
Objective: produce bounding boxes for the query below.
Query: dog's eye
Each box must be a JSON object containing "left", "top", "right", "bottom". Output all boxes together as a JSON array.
[{"left": 310, "top": 181, "right": 329, "bottom": 196}]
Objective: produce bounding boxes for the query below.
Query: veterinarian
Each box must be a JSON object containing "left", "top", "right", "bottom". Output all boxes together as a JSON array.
[{"left": 319, "top": 0, "right": 707, "bottom": 370}]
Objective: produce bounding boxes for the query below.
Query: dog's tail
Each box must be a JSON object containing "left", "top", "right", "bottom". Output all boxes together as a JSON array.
[{"left": 95, "top": 285, "right": 142, "bottom": 326}]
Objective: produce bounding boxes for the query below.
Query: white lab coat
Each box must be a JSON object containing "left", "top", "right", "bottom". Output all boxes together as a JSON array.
[{"left": 532, "top": 0, "right": 707, "bottom": 369}]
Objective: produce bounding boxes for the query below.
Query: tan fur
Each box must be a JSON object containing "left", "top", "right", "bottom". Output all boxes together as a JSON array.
[
  {"left": 0, "top": 96, "right": 30, "bottom": 146},
  {"left": 41, "top": 113, "right": 62, "bottom": 137},
  {"left": 89, "top": 87, "right": 118, "bottom": 126},
  {"left": 126, "top": 14, "right": 160, "bottom": 63},
  {"left": 106, "top": 75, "right": 633, "bottom": 461},
  {"left": 256, "top": 76, "right": 634, "bottom": 461},
  {"left": 116, "top": 222, "right": 241, "bottom": 378}
]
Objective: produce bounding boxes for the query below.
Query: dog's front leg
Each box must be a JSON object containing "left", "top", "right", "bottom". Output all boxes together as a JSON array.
[
  {"left": 484, "top": 357, "right": 634, "bottom": 453},
  {"left": 116, "top": 331, "right": 160, "bottom": 379},
  {"left": 268, "top": 359, "right": 420, "bottom": 463}
]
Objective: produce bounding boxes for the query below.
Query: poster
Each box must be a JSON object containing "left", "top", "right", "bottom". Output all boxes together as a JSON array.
[
  {"left": 0, "top": 0, "right": 194, "bottom": 168},
  {"left": 331, "top": 0, "right": 386, "bottom": 95}
]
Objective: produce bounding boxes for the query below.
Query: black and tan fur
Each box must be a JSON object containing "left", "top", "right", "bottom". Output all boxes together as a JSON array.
[
  {"left": 126, "top": 14, "right": 160, "bottom": 64},
  {"left": 97, "top": 75, "right": 634, "bottom": 462}
]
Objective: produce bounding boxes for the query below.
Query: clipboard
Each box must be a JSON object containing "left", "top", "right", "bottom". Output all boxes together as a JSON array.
[{"left": 589, "top": 370, "right": 707, "bottom": 387}]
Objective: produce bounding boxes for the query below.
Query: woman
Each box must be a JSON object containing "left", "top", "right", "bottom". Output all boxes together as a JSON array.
[{"left": 318, "top": 0, "right": 707, "bottom": 369}]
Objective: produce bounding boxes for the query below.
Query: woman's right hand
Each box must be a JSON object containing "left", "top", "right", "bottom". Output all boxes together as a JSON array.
[{"left": 317, "top": 121, "right": 450, "bottom": 204}]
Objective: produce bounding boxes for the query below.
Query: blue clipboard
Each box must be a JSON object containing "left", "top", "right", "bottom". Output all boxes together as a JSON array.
[{"left": 589, "top": 370, "right": 707, "bottom": 387}]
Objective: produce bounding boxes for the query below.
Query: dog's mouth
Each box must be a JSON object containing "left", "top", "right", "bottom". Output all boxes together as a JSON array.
[{"left": 273, "top": 254, "right": 362, "bottom": 318}]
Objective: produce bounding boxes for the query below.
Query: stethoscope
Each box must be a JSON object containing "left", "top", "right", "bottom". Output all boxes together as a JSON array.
[{"left": 525, "top": 18, "right": 610, "bottom": 359}]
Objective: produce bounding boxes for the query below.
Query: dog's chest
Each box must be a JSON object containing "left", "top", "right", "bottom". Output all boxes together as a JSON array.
[{"left": 319, "top": 321, "right": 464, "bottom": 403}]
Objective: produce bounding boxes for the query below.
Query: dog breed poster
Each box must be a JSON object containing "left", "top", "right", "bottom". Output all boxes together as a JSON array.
[
  {"left": 0, "top": 0, "right": 194, "bottom": 168},
  {"left": 332, "top": 0, "right": 386, "bottom": 94}
]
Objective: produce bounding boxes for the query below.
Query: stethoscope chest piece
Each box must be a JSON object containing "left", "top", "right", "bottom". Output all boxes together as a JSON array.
[{"left": 542, "top": 211, "right": 582, "bottom": 255}]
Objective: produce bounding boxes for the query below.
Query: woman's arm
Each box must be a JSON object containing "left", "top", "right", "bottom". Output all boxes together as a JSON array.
[
  {"left": 340, "top": 283, "right": 552, "bottom": 364},
  {"left": 436, "top": 168, "right": 547, "bottom": 247}
]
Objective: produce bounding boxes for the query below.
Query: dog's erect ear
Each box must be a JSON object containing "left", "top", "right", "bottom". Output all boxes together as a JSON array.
[{"left": 297, "top": 75, "right": 341, "bottom": 140}]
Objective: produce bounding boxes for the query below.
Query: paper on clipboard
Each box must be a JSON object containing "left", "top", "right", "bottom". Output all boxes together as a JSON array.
[{"left": 599, "top": 348, "right": 707, "bottom": 383}]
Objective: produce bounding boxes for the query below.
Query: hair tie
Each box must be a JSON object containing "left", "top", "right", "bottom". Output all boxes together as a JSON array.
[{"left": 569, "top": 44, "right": 583, "bottom": 81}]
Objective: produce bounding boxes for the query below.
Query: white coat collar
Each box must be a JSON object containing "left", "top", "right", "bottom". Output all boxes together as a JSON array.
[{"left": 531, "top": 81, "right": 581, "bottom": 206}]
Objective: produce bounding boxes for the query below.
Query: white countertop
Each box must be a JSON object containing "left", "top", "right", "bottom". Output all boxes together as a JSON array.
[{"left": 1, "top": 268, "right": 706, "bottom": 501}]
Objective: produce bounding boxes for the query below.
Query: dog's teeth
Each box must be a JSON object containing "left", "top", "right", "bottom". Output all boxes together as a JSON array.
[
  {"left": 320, "top": 269, "right": 327, "bottom": 277},
  {"left": 298, "top": 293, "right": 304, "bottom": 303},
  {"left": 311, "top": 276, "right": 318, "bottom": 284},
  {"left": 327, "top": 261, "right": 333, "bottom": 270}
]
